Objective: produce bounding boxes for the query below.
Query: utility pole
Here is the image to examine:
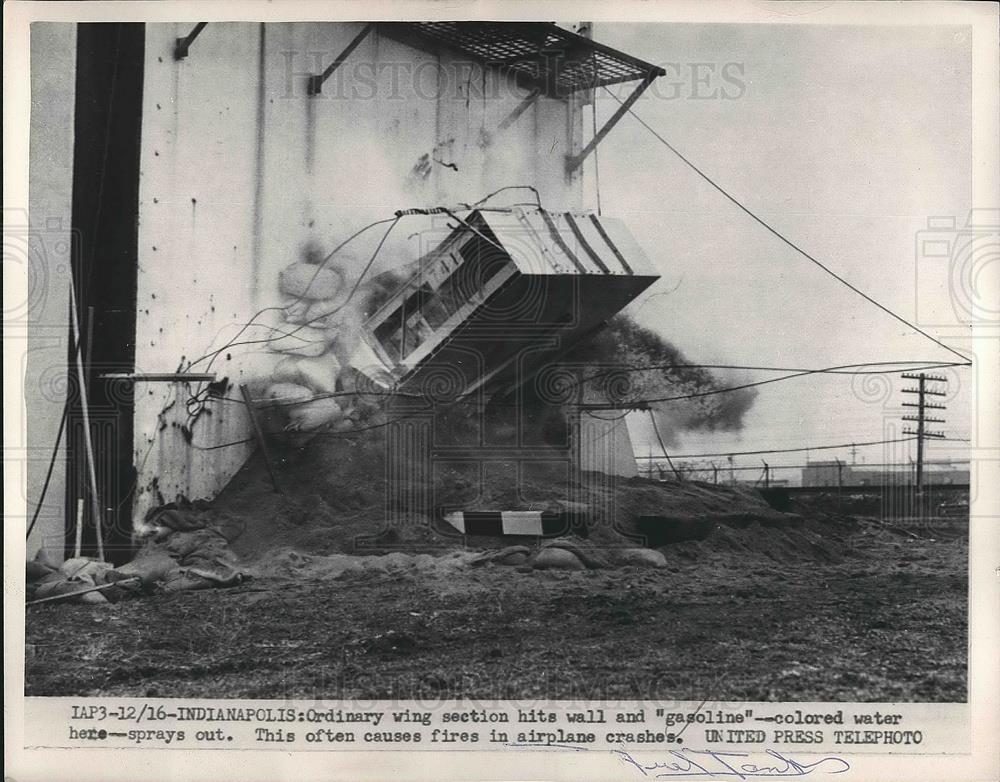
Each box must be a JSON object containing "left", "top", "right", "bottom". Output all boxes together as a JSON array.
[
  {"left": 901, "top": 372, "right": 947, "bottom": 494},
  {"left": 836, "top": 458, "right": 843, "bottom": 509},
  {"left": 762, "top": 459, "right": 770, "bottom": 489}
]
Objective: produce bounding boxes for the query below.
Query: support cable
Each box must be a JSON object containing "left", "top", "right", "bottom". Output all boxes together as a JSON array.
[{"left": 602, "top": 85, "right": 970, "bottom": 364}]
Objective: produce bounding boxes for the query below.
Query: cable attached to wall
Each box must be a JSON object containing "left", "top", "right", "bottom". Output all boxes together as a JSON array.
[{"left": 648, "top": 409, "right": 682, "bottom": 480}]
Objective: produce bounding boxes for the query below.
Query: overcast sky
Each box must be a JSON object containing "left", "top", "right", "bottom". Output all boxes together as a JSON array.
[{"left": 584, "top": 22, "right": 976, "bottom": 478}]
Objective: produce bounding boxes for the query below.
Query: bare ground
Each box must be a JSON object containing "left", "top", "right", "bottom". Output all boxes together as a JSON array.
[{"left": 25, "top": 517, "right": 967, "bottom": 702}]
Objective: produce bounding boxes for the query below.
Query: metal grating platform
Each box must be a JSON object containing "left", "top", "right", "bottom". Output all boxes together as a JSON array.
[{"left": 379, "top": 22, "right": 665, "bottom": 96}]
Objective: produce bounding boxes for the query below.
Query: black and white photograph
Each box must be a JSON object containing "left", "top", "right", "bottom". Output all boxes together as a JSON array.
[{"left": 5, "top": 2, "right": 999, "bottom": 781}]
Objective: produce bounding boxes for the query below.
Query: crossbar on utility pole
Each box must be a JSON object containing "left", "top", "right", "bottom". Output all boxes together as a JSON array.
[{"left": 901, "top": 372, "right": 948, "bottom": 494}]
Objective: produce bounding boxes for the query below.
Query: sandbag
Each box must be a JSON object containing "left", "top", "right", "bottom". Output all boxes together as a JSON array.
[
  {"left": 265, "top": 325, "right": 330, "bottom": 357},
  {"left": 302, "top": 298, "right": 346, "bottom": 328},
  {"left": 33, "top": 580, "right": 87, "bottom": 600},
  {"left": 297, "top": 355, "right": 342, "bottom": 394},
  {"left": 59, "top": 557, "right": 94, "bottom": 578},
  {"left": 330, "top": 413, "right": 359, "bottom": 432},
  {"left": 285, "top": 397, "right": 344, "bottom": 432},
  {"left": 532, "top": 547, "right": 586, "bottom": 571},
  {"left": 323, "top": 307, "right": 366, "bottom": 366},
  {"left": 264, "top": 382, "right": 313, "bottom": 405},
  {"left": 540, "top": 539, "right": 608, "bottom": 569},
  {"left": 114, "top": 550, "right": 179, "bottom": 588},
  {"left": 272, "top": 355, "right": 341, "bottom": 394},
  {"left": 279, "top": 263, "right": 344, "bottom": 300},
  {"left": 149, "top": 508, "right": 208, "bottom": 533},
  {"left": 60, "top": 557, "right": 115, "bottom": 584},
  {"left": 272, "top": 356, "right": 304, "bottom": 385},
  {"left": 471, "top": 546, "right": 531, "bottom": 567},
  {"left": 284, "top": 298, "right": 311, "bottom": 324},
  {"left": 615, "top": 548, "right": 668, "bottom": 568},
  {"left": 33, "top": 578, "right": 108, "bottom": 604},
  {"left": 160, "top": 569, "right": 216, "bottom": 593},
  {"left": 26, "top": 560, "right": 57, "bottom": 582}
]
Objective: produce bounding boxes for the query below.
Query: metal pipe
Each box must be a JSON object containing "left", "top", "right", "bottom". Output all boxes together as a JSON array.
[
  {"left": 69, "top": 279, "right": 105, "bottom": 561},
  {"left": 26, "top": 577, "right": 141, "bottom": 607}
]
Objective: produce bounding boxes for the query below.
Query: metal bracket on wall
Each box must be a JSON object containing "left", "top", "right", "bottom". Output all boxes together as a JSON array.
[
  {"left": 565, "top": 72, "right": 658, "bottom": 173},
  {"left": 490, "top": 88, "right": 541, "bottom": 139},
  {"left": 98, "top": 373, "right": 217, "bottom": 381},
  {"left": 308, "top": 22, "right": 375, "bottom": 96},
  {"left": 174, "top": 22, "right": 208, "bottom": 60}
]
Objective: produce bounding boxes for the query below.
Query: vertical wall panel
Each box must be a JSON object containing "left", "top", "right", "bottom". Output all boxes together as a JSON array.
[
  {"left": 25, "top": 23, "right": 78, "bottom": 562},
  {"left": 133, "top": 23, "right": 264, "bottom": 525}
]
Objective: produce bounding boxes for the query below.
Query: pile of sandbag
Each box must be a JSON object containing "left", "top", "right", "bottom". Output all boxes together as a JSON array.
[
  {"left": 26, "top": 556, "right": 138, "bottom": 605},
  {"left": 260, "top": 261, "right": 361, "bottom": 433},
  {"left": 468, "top": 540, "right": 667, "bottom": 571},
  {"left": 124, "top": 504, "right": 246, "bottom": 592},
  {"left": 26, "top": 505, "right": 248, "bottom": 606}
]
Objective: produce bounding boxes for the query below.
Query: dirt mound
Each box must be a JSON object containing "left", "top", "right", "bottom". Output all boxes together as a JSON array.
[{"left": 134, "top": 427, "right": 861, "bottom": 574}]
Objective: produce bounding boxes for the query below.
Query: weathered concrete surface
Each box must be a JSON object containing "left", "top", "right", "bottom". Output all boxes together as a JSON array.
[{"left": 132, "top": 22, "right": 585, "bottom": 527}]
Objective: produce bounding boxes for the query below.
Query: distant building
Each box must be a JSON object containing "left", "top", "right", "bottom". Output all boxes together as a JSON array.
[
  {"left": 801, "top": 461, "right": 969, "bottom": 487},
  {"left": 923, "top": 467, "right": 971, "bottom": 485},
  {"left": 801, "top": 460, "right": 849, "bottom": 487},
  {"left": 850, "top": 466, "right": 970, "bottom": 486}
]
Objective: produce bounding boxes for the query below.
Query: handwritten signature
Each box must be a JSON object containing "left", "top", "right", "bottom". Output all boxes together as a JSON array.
[
  {"left": 614, "top": 747, "right": 850, "bottom": 778},
  {"left": 508, "top": 744, "right": 850, "bottom": 779}
]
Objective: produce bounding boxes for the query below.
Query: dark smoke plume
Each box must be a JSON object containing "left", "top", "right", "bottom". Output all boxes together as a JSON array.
[{"left": 560, "top": 315, "right": 758, "bottom": 445}]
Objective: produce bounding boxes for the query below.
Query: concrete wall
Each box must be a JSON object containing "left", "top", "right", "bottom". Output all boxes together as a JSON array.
[
  {"left": 25, "top": 23, "right": 77, "bottom": 562},
  {"left": 133, "top": 22, "right": 585, "bottom": 525},
  {"left": 577, "top": 411, "right": 640, "bottom": 479}
]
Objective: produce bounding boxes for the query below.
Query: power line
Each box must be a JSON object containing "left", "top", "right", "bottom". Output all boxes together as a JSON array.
[
  {"left": 648, "top": 460, "right": 970, "bottom": 474},
  {"left": 181, "top": 216, "right": 401, "bottom": 428},
  {"left": 636, "top": 434, "right": 968, "bottom": 460},
  {"left": 571, "top": 359, "right": 966, "bottom": 406},
  {"left": 186, "top": 216, "right": 401, "bottom": 371},
  {"left": 648, "top": 409, "right": 681, "bottom": 480},
  {"left": 630, "top": 367, "right": 917, "bottom": 406},
  {"left": 182, "top": 186, "right": 543, "bottom": 379},
  {"left": 25, "top": 402, "right": 69, "bottom": 539},
  {"left": 576, "top": 359, "right": 964, "bottom": 386},
  {"left": 603, "top": 85, "right": 970, "bottom": 365},
  {"left": 219, "top": 359, "right": 963, "bottom": 412},
  {"left": 471, "top": 184, "right": 543, "bottom": 210},
  {"left": 187, "top": 411, "right": 431, "bottom": 451}
]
